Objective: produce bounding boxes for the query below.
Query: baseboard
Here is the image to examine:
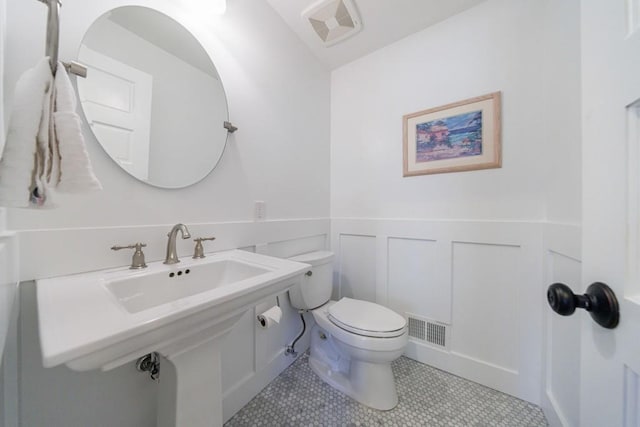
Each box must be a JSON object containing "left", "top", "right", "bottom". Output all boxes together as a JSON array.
[
  {"left": 404, "top": 340, "right": 538, "bottom": 404},
  {"left": 541, "top": 389, "right": 569, "bottom": 427}
]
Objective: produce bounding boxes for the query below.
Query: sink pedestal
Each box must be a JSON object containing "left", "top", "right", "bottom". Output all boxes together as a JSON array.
[
  {"left": 155, "top": 315, "right": 243, "bottom": 427},
  {"left": 158, "top": 336, "right": 224, "bottom": 427}
]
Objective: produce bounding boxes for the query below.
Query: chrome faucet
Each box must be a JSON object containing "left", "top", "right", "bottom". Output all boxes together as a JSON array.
[{"left": 164, "top": 223, "right": 191, "bottom": 265}]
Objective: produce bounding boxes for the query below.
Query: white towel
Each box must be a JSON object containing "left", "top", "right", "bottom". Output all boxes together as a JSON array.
[
  {"left": 0, "top": 58, "right": 52, "bottom": 207},
  {"left": 53, "top": 61, "right": 102, "bottom": 193},
  {"left": 0, "top": 59, "right": 102, "bottom": 208}
]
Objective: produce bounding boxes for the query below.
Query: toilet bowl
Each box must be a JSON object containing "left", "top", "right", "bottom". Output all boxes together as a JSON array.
[{"left": 288, "top": 251, "right": 408, "bottom": 410}]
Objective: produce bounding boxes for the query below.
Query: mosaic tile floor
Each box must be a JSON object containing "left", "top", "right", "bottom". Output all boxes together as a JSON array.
[{"left": 225, "top": 354, "right": 548, "bottom": 427}]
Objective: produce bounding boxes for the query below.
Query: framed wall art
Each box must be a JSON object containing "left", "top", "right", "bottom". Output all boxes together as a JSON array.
[{"left": 403, "top": 92, "right": 501, "bottom": 176}]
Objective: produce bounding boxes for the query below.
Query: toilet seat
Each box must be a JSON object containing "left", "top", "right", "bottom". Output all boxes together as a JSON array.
[{"left": 328, "top": 298, "right": 406, "bottom": 338}]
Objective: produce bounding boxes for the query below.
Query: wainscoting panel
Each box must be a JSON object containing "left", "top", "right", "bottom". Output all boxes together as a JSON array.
[
  {"left": 387, "top": 237, "right": 449, "bottom": 324},
  {"left": 451, "top": 242, "right": 520, "bottom": 373},
  {"left": 221, "top": 309, "right": 256, "bottom": 393},
  {"left": 331, "top": 219, "right": 544, "bottom": 404},
  {"left": 541, "top": 223, "right": 581, "bottom": 427},
  {"left": 0, "top": 230, "right": 18, "bottom": 361},
  {"left": 338, "top": 234, "right": 377, "bottom": 302},
  {"left": 0, "top": 220, "right": 19, "bottom": 427}
]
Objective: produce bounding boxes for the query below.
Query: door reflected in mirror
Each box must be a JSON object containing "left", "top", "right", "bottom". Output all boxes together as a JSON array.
[{"left": 77, "top": 6, "right": 229, "bottom": 188}]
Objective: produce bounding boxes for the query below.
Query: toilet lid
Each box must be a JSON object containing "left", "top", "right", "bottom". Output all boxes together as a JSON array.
[{"left": 328, "top": 298, "right": 406, "bottom": 338}]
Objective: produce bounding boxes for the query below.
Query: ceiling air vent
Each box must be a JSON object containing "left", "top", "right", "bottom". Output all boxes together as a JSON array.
[{"left": 302, "top": 0, "right": 362, "bottom": 46}]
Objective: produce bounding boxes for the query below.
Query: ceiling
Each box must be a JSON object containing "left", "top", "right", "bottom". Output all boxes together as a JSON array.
[{"left": 265, "top": 0, "right": 488, "bottom": 70}]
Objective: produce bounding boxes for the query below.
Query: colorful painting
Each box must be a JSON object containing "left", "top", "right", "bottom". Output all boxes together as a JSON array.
[
  {"left": 415, "top": 111, "right": 483, "bottom": 163},
  {"left": 403, "top": 92, "right": 501, "bottom": 176}
]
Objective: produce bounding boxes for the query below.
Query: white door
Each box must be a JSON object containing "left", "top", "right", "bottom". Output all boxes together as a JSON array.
[
  {"left": 581, "top": 1, "right": 640, "bottom": 426},
  {"left": 76, "top": 45, "right": 153, "bottom": 180}
]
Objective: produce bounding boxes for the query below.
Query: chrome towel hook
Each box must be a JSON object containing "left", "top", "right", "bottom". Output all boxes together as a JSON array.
[
  {"left": 39, "top": 0, "right": 60, "bottom": 74},
  {"left": 36, "top": 0, "right": 87, "bottom": 77}
]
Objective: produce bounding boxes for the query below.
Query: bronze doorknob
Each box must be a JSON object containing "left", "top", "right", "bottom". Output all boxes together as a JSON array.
[{"left": 547, "top": 282, "right": 619, "bottom": 329}]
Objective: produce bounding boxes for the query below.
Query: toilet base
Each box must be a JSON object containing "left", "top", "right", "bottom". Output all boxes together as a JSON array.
[{"left": 308, "top": 326, "right": 399, "bottom": 411}]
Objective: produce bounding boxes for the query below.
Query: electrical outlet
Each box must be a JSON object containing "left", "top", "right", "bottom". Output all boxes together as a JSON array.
[{"left": 254, "top": 201, "right": 266, "bottom": 221}]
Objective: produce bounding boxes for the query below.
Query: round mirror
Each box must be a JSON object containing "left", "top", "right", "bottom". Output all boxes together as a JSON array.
[{"left": 77, "top": 6, "right": 229, "bottom": 188}]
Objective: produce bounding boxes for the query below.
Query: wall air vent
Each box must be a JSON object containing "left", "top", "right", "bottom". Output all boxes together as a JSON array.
[
  {"left": 302, "top": 0, "right": 362, "bottom": 46},
  {"left": 406, "top": 314, "right": 448, "bottom": 349}
]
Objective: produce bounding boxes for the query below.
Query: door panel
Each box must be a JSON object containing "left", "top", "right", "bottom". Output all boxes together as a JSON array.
[{"left": 581, "top": 1, "right": 640, "bottom": 426}]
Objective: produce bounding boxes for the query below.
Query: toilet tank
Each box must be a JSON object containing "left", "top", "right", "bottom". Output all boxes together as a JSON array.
[{"left": 288, "top": 251, "right": 334, "bottom": 310}]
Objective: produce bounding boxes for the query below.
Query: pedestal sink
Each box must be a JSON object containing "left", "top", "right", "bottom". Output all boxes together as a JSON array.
[{"left": 36, "top": 249, "right": 309, "bottom": 426}]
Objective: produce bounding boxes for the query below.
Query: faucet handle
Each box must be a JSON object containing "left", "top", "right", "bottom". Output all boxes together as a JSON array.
[
  {"left": 111, "top": 243, "right": 147, "bottom": 269},
  {"left": 193, "top": 237, "right": 216, "bottom": 259}
]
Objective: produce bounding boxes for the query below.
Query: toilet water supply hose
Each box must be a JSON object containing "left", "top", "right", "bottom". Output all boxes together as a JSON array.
[{"left": 286, "top": 312, "right": 306, "bottom": 356}]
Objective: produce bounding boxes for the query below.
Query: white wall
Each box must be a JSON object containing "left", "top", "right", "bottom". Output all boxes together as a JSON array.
[
  {"left": 541, "top": 0, "right": 582, "bottom": 224},
  {"left": 0, "top": 0, "right": 6, "bottom": 358},
  {"left": 0, "top": 1, "right": 20, "bottom": 425},
  {"left": 331, "top": 0, "right": 548, "bottom": 221},
  {"left": 0, "top": 0, "right": 3, "bottom": 146},
  {"left": 2, "top": 0, "right": 330, "bottom": 425},
  {"left": 330, "top": 0, "right": 582, "bottom": 407},
  {"left": 4, "top": 0, "right": 329, "bottom": 230},
  {"left": 0, "top": 0, "right": 9, "bottom": 358},
  {"left": 538, "top": 1, "right": 582, "bottom": 425},
  {"left": 0, "top": 1, "right": 11, "bottom": 425}
]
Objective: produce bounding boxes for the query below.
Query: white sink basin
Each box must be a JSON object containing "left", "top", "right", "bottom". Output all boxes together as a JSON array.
[
  {"left": 106, "top": 259, "right": 271, "bottom": 313},
  {"left": 36, "top": 249, "right": 308, "bottom": 371}
]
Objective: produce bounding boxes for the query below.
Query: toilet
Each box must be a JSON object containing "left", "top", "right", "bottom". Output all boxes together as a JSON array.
[{"left": 288, "top": 251, "right": 408, "bottom": 411}]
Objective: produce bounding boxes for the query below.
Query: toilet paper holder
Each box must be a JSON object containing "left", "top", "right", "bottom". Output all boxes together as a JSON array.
[{"left": 257, "top": 297, "right": 282, "bottom": 328}]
